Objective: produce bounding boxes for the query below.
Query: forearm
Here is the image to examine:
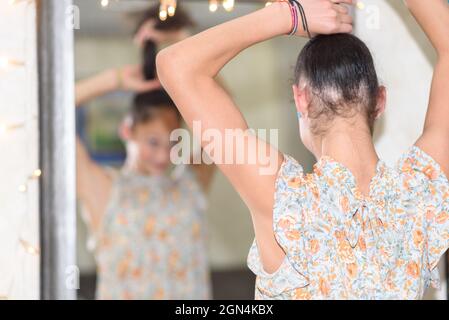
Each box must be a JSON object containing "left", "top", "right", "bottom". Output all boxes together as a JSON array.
[
  {"left": 75, "top": 71, "right": 116, "bottom": 188},
  {"left": 410, "top": 1, "right": 449, "bottom": 176},
  {"left": 157, "top": 2, "right": 291, "bottom": 81},
  {"left": 405, "top": 0, "right": 449, "bottom": 54},
  {"left": 75, "top": 69, "right": 119, "bottom": 106}
]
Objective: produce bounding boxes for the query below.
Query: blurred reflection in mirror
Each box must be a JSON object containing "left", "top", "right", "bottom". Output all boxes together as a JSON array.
[{"left": 75, "top": 4, "right": 215, "bottom": 300}]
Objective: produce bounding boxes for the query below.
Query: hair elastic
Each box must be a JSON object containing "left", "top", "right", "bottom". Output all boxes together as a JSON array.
[
  {"left": 276, "top": 0, "right": 296, "bottom": 35},
  {"left": 289, "top": 0, "right": 312, "bottom": 39}
]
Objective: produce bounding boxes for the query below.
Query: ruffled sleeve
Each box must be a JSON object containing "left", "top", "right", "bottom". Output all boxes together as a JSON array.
[
  {"left": 247, "top": 155, "right": 310, "bottom": 299},
  {"left": 398, "top": 146, "right": 449, "bottom": 274},
  {"left": 172, "top": 164, "right": 208, "bottom": 212},
  {"left": 272, "top": 155, "right": 307, "bottom": 263},
  {"left": 247, "top": 240, "right": 310, "bottom": 299}
]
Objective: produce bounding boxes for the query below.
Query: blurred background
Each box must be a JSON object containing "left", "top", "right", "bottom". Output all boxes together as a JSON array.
[
  {"left": 0, "top": 0, "right": 447, "bottom": 300},
  {"left": 72, "top": 0, "right": 447, "bottom": 300}
]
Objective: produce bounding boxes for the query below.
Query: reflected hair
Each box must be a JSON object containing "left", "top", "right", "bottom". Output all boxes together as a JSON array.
[
  {"left": 135, "top": 4, "right": 194, "bottom": 80},
  {"left": 129, "top": 4, "right": 193, "bottom": 127}
]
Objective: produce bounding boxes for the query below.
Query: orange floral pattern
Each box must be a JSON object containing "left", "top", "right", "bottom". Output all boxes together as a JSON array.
[
  {"left": 90, "top": 165, "right": 211, "bottom": 300},
  {"left": 248, "top": 146, "right": 449, "bottom": 300}
]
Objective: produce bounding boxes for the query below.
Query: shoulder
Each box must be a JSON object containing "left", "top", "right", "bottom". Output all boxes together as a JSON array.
[
  {"left": 172, "top": 164, "right": 208, "bottom": 210},
  {"left": 172, "top": 164, "right": 198, "bottom": 186},
  {"left": 395, "top": 146, "right": 449, "bottom": 218},
  {"left": 396, "top": 146, "right": 449, "bottom": 191},
  {"left": 272, "top": 155, "right": 309, "bottom": 250},
  {"left": 103, "top": 166, "right": 120, "bottom": 180},
  {"left": 275, "top": 154, "right": 306, "bottom": 193}
]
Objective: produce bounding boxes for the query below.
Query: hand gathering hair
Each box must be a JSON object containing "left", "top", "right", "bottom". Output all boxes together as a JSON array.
[{"left": 130, "top": 4, "right": 194, "bottom": 126}]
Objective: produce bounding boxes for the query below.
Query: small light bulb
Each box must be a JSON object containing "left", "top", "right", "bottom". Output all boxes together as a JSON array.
[
  {"left": 19, "top": 239, "right": 40, "bottom": 256},
  {"left": 209, "top": 0, "right": 218, "bottom": 12},
  {"left": 168, "top": 5, "right": 176, "bottom": 17},
  {"left": 101, "top": 0, "right": 109, "bottom": 8},
  {"left": 33, "top": 169, "right": 42, "bottom": 178},
  {"left": 0, "top": 56, "right": 10, "bottom": 70},
  {"left": 160, "top": 9, "right": 168, "bottom": 21},
  {"left": 265, "top": 2, "right": 273, "bottom": 7},
  {"left": 18, "top": 184, "right": 27, "bottom": 193},
  {"left": 223, "top": 0, "right": 234, "bottom": 12}
]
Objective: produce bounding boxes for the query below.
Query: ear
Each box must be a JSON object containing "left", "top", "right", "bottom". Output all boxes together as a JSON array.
[
  {"left": 292, "top": 84, "right": 309, "bottom": 117},
  {"left": 375, "top": 86, "right": 387, "bottom": 119},
  {"left": 118, "top": 117, "right": 133, "bottom": 142}
]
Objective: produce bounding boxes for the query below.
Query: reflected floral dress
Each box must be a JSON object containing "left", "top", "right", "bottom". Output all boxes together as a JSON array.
[
  {"left": 89, "top": 165, "right": 211, "bottom": 300},
  {"left": 248, "top": 146, "right": 449, "bottom": 300}
]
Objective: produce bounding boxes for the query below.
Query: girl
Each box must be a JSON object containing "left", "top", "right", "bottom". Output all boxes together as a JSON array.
[
  {"left": 75, "top": 7, "right": 214, "bottom": 300},
  {"left": 156, "top": 0, "right": 449, "bottom": 299}
]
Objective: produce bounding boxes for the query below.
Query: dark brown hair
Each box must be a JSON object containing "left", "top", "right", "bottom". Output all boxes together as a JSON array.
[{"left": 295, "top": 34, "right": 380, "bottom": 134}]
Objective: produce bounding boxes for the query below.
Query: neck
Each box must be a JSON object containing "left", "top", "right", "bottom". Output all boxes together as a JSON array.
[
  {"left": 310, "top": 119, "right": 379, "bottom": 195},
  {"left": 123, "top": 158, "right": 142, "bottom": 174}
]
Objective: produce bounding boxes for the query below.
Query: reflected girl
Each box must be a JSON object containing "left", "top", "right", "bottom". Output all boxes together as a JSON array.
[{"left": 75, "top": 6, "right": 214, "bottom": 300}]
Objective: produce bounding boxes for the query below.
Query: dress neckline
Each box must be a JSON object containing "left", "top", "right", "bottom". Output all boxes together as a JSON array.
[{"left": 313, "top": 155, "right": 387, "bottom": 201}]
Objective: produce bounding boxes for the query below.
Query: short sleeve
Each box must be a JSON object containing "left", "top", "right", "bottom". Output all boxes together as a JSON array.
[
  {"left": 398, "top": 146, "right": 449, "bottom": 272},
  {"left": 271, "top": 155, "right": 312, "bottom": 279},
  {"left": 172, "top": 164, "right": 208, "bottom": 212},
  {"left": 247, "top": 155, "right": 310, "bottom": 299},
  {"left": 272, "top": 155, "right": 305, "bottom": 254},
  {"left": 247, "top": 240, "right": 310, "bottom": 299}
]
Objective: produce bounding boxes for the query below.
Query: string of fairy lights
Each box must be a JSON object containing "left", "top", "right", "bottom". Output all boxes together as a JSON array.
[
  {"left": 99, "top": 0, "right": 367, "bottom": 21},
  {"left": 0, "top": 0, "right": 40, "bottom": 300},
  {"left": 99, "top": 0, "right": 242, "bottom": 19}
]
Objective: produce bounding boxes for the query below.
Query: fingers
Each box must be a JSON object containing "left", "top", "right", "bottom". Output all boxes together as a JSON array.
[
  {"left": 339, "top": 13, "right": 353, "bottom": 24},
  {"left": 338, "top": 23, "right": 353, "bottom": 33},
  {"left": 134, "top": 20, "right": 158, "bottom": 47},
  {"left": 333, "top": 4, "right": 349, "bottom": 14},
  {"left": 333, "top": 2, "right": 353, "bottom": 33},
  {"left": 330, "top": 0, "right": 354, "bottom": 4}
]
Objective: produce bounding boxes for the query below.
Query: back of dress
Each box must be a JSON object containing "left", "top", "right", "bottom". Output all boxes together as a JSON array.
[
  {"left": 91, "top": 165, "right": 211, "bottom": 300},
  {"left": 248, "top": 146, "right": 449, "bottom": 300}
]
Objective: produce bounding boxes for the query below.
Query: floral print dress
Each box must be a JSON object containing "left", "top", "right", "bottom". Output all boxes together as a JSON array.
[
  {"left": 248, "top": 146, "right": 449, "bottom": 300},
  {"left": 90, "top": 165, "right": 211, "bottom": 300}
]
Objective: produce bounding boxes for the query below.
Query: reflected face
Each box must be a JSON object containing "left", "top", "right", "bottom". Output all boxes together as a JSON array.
[{"left": 127, "top": 108, "right": 180, "bottom": 176}]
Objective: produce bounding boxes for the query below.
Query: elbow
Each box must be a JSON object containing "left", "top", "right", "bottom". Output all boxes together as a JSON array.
[
  {"left": 156, "top": 47, "right": 174, "bottom": 86},
  {"left": 156, "top": 45, "right": 188, "bottom": 89}
]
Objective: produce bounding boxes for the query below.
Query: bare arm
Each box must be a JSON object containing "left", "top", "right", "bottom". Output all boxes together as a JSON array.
[
  {"left": 157, "top": 0, "right": 353, "bottom": 272},
  {"left": 76, "top": 67, "right": 160, "bottom": 230},
  {"left": 75, "top": 70, "right": 120, "bottom": 230},
  {"left": 406, "top": 0, "right": 449, "bottom": 177},
  {"left": 189, "top": 77, "right": 228, "bottom": 193}
]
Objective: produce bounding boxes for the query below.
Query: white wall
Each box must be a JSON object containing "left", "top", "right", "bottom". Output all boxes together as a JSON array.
[
  {"left": 0, "top": 1, "right": 39, "bottom": 300},
  {"left": 354, "top": 0, "right": 445, "bottom": 300}
]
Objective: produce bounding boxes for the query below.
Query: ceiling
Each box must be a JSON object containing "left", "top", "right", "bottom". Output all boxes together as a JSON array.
[{"left": 74, "top": 0, "right": 265, "bottom": 37}]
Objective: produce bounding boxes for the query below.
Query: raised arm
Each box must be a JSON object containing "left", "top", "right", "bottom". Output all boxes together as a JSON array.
[
  {"left": 407, "top": 0, "right": 449, "bottom": 177},
  {"left": 76, "top": 67, "right": 160, "bottom": 230},
  {"left": 157, "top": 0, "right": 353, "bottom": 272}
]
